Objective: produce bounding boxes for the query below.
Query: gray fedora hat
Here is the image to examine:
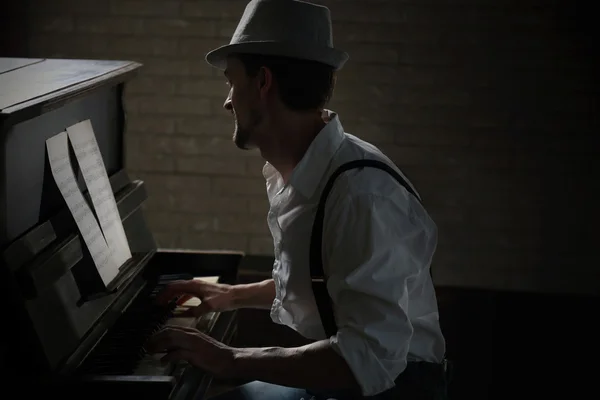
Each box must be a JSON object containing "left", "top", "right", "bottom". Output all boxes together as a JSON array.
[{"left": 205, "top": 0, "right": 349, "bottom": 70}]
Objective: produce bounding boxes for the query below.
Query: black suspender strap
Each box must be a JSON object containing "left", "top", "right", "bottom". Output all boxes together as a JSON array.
[{"left": 309, "top": 159, "right": 422, "bottom": 338}]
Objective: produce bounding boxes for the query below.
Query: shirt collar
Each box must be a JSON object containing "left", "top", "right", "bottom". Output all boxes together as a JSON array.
[
  {"left": 289, "top": 109, "right": 345, "bottom": 199},
  {"left": 262, "top": 109, "right": 346, "bottom": 200}
]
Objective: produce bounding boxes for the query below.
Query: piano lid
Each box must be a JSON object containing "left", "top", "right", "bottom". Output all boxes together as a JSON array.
[
  {"left": 0, "top": 58, "right": 44, "bottom": 74},
  {"left": 0, "top": 58, "right": 141, "bottom": 126}
]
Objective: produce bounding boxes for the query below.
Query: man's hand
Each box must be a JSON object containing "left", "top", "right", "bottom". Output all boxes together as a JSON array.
[
  {"left": 145, "top": 327, "right": 359, "bottom": 392},
  {"left": 156, "top": 279, "right": 237, "bottom": 317},
  {"left": 156, "top": 279, "right": 276, "bottom": 315},
  {"left": 144, "top": 325, "right": 235, "bottom": 378}
]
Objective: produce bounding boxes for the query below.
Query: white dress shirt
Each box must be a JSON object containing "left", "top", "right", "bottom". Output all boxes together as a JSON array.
[{"left": 265, "top": 110, "right": 446, "bottom": 397}]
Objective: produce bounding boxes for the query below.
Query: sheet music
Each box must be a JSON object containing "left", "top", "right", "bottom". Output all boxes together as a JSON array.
[
  {"left": 46, "top": 131, "right": 119, "bottom": 285},
  {"left": 66, "top": 120, "right": 132, "bottom": 269}
]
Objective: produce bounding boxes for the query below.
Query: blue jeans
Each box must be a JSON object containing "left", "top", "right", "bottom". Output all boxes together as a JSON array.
[
  {"left": 208, "top": 381, "right": 346, "bottom": 400},
  {"left": 208, "top": 361, "right": 449, "bottom": 399}
]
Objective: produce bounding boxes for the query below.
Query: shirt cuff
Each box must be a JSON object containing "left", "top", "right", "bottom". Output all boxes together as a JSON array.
[{"left": 330, "top": 328, "right": 401, "bottom": 397}]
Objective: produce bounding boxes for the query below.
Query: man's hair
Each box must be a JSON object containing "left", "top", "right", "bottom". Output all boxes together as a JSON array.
[{"left": 234, "top": 53, "right": 336, "bottom": 111}]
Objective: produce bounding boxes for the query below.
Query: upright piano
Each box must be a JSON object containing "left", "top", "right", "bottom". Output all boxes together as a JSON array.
[{"left": 0, "top": 58, "right": 243, "bottom": 399}]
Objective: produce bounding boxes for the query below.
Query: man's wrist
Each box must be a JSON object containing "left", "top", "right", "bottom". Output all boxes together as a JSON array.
[
  {"left": 229, "top": 346, "right": 251, "bottom": 379},
  {"left": 230, "top": 279, "right": 275, "bottom": 309},
  {"left": 228, "top": 346, "right": 290, "bottom": 381},
  {"left": 230, "top": 284, "right": 251, "bottom": 308}
]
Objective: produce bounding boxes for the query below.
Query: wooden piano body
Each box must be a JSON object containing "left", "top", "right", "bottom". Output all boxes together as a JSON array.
[{"left": 0, "top": 58, "right": 242, "bottom": 399}]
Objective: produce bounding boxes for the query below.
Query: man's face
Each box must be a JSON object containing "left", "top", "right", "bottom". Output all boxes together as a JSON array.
[{"left": 223, "top": 57, "right": 263, "bottom": 150}]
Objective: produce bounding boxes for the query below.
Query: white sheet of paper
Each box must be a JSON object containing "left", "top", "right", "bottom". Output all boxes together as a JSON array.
[
  {"left": 66, "top": 120, "right": 132, "bottom": 269},
  {"left": 46, "top": 131, "right": 119, "bottom": 285}
]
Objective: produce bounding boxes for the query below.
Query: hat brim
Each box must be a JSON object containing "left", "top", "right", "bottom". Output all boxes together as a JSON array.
[{"left": 205, "top": 41, "right": 349, "bottom": 71}]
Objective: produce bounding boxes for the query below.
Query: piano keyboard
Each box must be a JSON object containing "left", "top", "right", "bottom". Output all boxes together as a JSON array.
[{"left": 77, "top": 274, "right": 220, "bottom": 377}]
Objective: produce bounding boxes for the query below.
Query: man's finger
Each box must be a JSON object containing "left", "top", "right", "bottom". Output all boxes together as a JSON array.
[
  {"left": 176, "top": 294, "right": 193, "bottom": 305},
  {"left": 155, "top": 280, "right": 203, "bottom": 305},
  {"left": 173, "top": 300, "right": 212, "bottom": 318},
  {"left": 172, "top": 306, "right": 196, "bottom": 318},
  {"left": 190, "top": 301, "right": 213, "bottom": 317},
  {"left": 144, "top": 327, "right": 196, "bottom": 353},
  {"left": 157, "top": 324, "right": 217, "bottom": 344},
  {"left": 161, "top": 324, "right": 203, "bottom": 334},
  {"left": 160, "top": 349, "right": 197, "bottom": 366}
]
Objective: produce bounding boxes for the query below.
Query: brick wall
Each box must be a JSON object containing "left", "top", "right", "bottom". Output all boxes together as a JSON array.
[{"left": 15, "top": 0, "right": 599, "bottom": 294}]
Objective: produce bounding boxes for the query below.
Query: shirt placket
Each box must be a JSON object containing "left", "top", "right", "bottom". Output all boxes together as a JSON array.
[{"left": 269, "top": 193, "right": 286, "bottom": 298}]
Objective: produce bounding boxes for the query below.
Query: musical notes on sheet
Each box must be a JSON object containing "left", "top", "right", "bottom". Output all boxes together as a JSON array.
[
  {"left": 66, "top": 120, "right": 132, "bottom": 268},
  {"left": 45, "top": 131, "right": 119, "bottom": 286}
]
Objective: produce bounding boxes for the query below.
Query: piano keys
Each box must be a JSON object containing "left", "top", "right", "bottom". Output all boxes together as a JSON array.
[
  {"left": 76, "top": 276, "right": 221, "bottom": 378},
  {"left": 0, "top": 58, "right": 243, "bottom": 399}
]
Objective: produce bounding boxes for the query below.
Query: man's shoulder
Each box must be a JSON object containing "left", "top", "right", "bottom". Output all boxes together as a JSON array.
[{"left": 326, "top": 133, "right": 419, "bottom": 201}]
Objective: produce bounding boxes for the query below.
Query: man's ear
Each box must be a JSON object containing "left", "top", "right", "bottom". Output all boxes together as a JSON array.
[{"left": 257, "top": 66, "right": 273, "bottom": 97}]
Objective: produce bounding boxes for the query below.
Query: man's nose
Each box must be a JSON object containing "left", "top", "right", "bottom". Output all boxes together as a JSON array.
[{"left": 223, "top": 89, "right": 233, "bottom": 112}]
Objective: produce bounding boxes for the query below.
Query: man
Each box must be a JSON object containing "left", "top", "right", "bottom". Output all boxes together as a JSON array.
[{"left": 145, "top": 1, "right": 448, "bottom": 399}]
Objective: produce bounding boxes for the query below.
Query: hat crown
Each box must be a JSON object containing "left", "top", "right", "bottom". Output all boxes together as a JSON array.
[
  {"left": 231, "top": 0, "right": 334, "bottom": 48},
  {"left": 205, "top": 0, "right": 348, "bottom": 70}
]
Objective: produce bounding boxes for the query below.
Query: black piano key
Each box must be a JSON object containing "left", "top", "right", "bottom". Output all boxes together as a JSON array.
[{"left": 157, "top": 273, "right": 193, "bottom": 284}]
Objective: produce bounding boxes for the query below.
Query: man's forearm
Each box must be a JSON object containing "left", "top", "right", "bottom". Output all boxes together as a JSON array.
[
  {"left": 231, "top": 279, "right": 275, "bottom": 310},
  {"left": 230, "top": 339, "right": 360, "bottom": 392}
]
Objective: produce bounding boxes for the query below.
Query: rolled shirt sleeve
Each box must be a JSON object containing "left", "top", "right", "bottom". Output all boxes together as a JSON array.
[{"left": 324, "top": 192, "right": 434, "bottom": 396}]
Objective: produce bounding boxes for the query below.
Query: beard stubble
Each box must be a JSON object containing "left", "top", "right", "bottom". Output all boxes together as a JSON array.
[{"left": 233, "top": 108, "right": 262, "bottom": 150}]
